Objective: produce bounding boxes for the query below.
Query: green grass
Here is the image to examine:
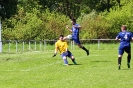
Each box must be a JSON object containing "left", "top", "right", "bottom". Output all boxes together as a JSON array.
[{"left": 0, "top": 48, "right": 133, "bottom": 88}]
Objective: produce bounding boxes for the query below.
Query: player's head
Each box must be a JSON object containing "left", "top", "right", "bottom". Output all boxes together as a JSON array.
[
  {"left": 59, "top": 35, "right": 64, "bottom": 41},
  {"left": 71, "top": 18, "right": 76, "bottom": 25},
  {"left": 121, "top": 25, "right": 127, "bottom": 31}
]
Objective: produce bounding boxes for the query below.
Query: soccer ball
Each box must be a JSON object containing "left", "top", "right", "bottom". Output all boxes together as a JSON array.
[{"left": 67, "top": 35, "right": 72, "bottom": 39}]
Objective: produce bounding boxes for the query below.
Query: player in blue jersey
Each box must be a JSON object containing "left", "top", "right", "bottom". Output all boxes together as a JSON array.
[
  {"left": 116, "top": 25, "right": 133, "bottom": 70},
  {"left": 66, "top": 18, "right": 89, "bottom": 56}
]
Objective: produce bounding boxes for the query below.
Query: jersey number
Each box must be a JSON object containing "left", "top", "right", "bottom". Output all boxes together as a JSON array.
[{"left": 124, "top": 34, "right": 127, "bottom": 40}]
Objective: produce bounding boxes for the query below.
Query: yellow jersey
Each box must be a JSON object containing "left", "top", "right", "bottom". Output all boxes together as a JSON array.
[{"left": 55, "top": 40, "right": 68, "bottom": 54}]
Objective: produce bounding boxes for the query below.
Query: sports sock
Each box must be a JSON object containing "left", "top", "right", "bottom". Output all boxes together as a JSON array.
[
  {"left": 127, "top": 54, "right": 131, "bottom": 63},
  {"left": 118, "top": 57, "right": 122, "bottom": 65},
  {"left": 72, "top": 59, "right": 77, "bottom": 64},
  {"left": 82, "top": 46, "right": 89, "bottom": 55},
  {"left": 63, "top": 59, "right": 68, "bottom": 64},
  {"left": 82, "top": 46, "right": 88, "bottom": 51}
]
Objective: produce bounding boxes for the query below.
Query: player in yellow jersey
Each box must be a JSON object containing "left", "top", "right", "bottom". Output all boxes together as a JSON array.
[{"left": 53, "top": 35, "right": 77, "bottom": 66}]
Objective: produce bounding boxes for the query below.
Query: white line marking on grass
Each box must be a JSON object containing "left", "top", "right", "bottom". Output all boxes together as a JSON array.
[
  {"left": 22, "top": 61, "right": 62, "bottom": 71},
  {"left": 21, "top": 56, "right": 91, "bottom": 71},
  {"left": 1, "top": 55, "right": 99, "bottom": 72}
]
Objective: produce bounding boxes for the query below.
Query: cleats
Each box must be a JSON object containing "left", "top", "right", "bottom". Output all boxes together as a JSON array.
[
  {"left": 118, "top": 63, "right": 131, "bottom": 70},
  {"left": 63, "top": 64, "right": 68, "bottom": 66},
  {"left": 73, "top": 61, "right": 77, "bottom": 65},
  {"left": 86, "top": 50, "right": 89, "bottom": 56},
  {"left": 118, "top": 64, "right": 121, "bottom": 70},
  {"left": 127, "top": 63, "right": 130, "bottom": 68}
]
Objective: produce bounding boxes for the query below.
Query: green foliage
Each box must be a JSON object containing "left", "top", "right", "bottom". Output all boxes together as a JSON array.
[
  {"left": 3, "top": 7, "right": 43, "bottom": 40},
  {"left": 0, "top": 0, "right": 18, "bottom": 19},
  {"left": 105, "top": 0, "right": 133, "bottom": 38},
  {"left": 2, "top": 6, "right": 69, "bottom": 40},
  {"left": 78, "top": 11, "right": 110, "bottom": 39},
  {"left": 1, "top": 0, "right": 133, "bottom": 40},
  {"left": 77, "top": 0, "right": 133, "bottom": 39},
  {"left": 39, "top": 9, "right": 69, "bottom": 40}
]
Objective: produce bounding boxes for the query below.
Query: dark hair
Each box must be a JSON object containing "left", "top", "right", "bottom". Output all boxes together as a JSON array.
[
  {"left": 60, "top": 35, "right": 64, "bottom": 37},
  {"left": 71, "top": 18, "right": 76, "bottom": 23}
]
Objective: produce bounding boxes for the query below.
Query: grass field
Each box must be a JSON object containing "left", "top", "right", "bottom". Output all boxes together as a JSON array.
[{"left": 0, "top": 48, "right": 133, "bottom": 88}]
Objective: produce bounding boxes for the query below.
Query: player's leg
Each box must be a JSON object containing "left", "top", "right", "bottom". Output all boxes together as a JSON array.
[
  {"left": 78, "top": 44, "right": 89, "bottom": 56},
  {"left": 73, "top": 38, "right": 89, "bottom": 56},
  {"left": 125, "top": 46, "right": 131, "bottom": 68},
  {"left": 118, "top": 47, "right": 124, "bottom": 70},
  {"left": 127, "top": 53, "right": 131, "bottom": 68},
  {"left": 61, "top": 53, "right": 68, "bottom": 66},
  {"left": 118, "top": 55, "right": 122, "bottom": 70},
  {"left": 67, "top": 51, "right": 77, "bottom": 65}
]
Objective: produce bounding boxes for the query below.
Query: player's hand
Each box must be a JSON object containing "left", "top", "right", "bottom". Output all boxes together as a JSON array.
[
  {"left": 66, "top": 25, "right": 69, "bottom": 29},
  {"left": 52, "top": 54, "right": 56, "bottom": 57}
]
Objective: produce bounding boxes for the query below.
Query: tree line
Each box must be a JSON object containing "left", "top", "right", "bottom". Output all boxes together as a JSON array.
[{"left": 0, "top": 0, "right": 133, "bottom": 40}]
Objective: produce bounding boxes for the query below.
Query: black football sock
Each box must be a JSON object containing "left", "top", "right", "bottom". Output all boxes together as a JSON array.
[
  {"left": 118, "top": 57, "right": 122, "bottom": 65},
  {"left": 71, "top": 58, "right": 77, "bottom": 64},
  {"left": 82, "top": 46, "right": 88, "bottom": 51},
  {"left": 82, "top": 46, "right": 89, "bottom": 55},
  {"left": 72, "top": 59, "right": 75, "bottom": 62},
  {"left": 127, "top": 54, "right": 131, "bottom": 63}
]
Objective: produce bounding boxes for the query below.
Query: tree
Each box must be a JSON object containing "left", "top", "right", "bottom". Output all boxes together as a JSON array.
[{"left": 0, "top": 0, "right": 18, "bottom": 19}]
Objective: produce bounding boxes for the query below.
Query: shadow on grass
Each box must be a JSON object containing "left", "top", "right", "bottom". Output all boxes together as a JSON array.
[
  {"left": 90, "top": 61, "right": 111, "bottom": 62},
  {"left": 68, "top": 64, "right": 82, "bottom": 65},
  {"left": 121, "top": 68, "right": 131, "bottom": 70}
]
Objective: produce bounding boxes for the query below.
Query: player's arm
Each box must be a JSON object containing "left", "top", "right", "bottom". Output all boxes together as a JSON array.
[
  {"left": 66, "top": 25, "right": 72, "bottom": 32},
  {"left": 73, "top": 24, "right": 81, "bottom": 29},
  {"left": 115, "top": 34, "right": 121, "bottom": 41},
  {"left": 116, "top": 38, "right": 121, "bottom": 41},
  {"left": 65, "top": 42, "right": 68, "bottom": 52},
  {"left": 53, "top": 43, "right": 58, "bottom": 57},
  {"left": 131, "top": 38, "right": 133, "bottom": 41},
  {"left": 131, "top": 33, "right": 133, "bottom": 40},
  {"left": 73, "top": 25, "right": 81, "bottom": 29},
  {"left": 55, "top": 47, "right": 58, "bottom": 54},
  {"left": 63, "top": 36, "right": 68, "bottom": 40},
  {"left": 63, "top": 42, "right": 69, "bottom": 55}
]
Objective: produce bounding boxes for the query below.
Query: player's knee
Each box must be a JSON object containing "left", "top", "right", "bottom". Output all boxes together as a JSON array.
[
  {"left": 118, "top": 55, "right": 122, "bottom": 57},
  {"left": 71, "top": 56, "right": 75, "bottom": 59},
  {"left": 78, "top": 45, "right": 82, "bottom": 48},
  {"left": 63, "top": 56, "right": 67, "bottom": 59}
]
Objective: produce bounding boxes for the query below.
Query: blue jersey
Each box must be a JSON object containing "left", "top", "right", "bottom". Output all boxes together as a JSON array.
[
  {"left": 72, "top": 23, "right": 80, "bottom": 39},
  {"left": 116, "top": 31, "right": 133, "bottom": 47}
]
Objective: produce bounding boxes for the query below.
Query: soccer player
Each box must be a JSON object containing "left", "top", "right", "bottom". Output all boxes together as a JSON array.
[
  {"left": 116, "top": 25, "right": 133, "bottom": 70},
  {"left": 53, "top": 35, "right": 77, "bottom": 66},
  {"left": 66, "top": 18, "right": 89, "bottom": 56}
]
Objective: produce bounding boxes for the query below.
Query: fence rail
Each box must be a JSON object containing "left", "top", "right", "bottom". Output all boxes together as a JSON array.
[{"left": 0, "top": 39, "right": 118, "bottom": 53}]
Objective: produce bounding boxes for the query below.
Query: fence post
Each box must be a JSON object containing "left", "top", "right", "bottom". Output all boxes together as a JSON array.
[
  {"left": 22, "top": 41, "right": 24, "bottom": 52},
  {"left": 0, "top": 17, "right": 2, "bottom": 52},
  {"left": 35, "top": 40, "right": 36, "bottom": 51},
  {"left": 44, "top": 41, "right": 46, "bottom": 50},
  {"left": 16, "top": 40, "right": 18, "bottom": 53},
  {"left": 40, "top": 41, "right": 42, "bottom": 51},
  {"left": 8, "top": 40, "right": 10, "bottom": 53},
  {"left": 98, "top": 39, "right": 100, "bottom": 49},
  {"left": 29, "top": 41, "right": 31, "bottom": 51},
  {"left": 71, "top": 41, "right": 72, "bottom": 50},
  {"left": 73, "top": 40, "right": 75, "bottom": 49}
]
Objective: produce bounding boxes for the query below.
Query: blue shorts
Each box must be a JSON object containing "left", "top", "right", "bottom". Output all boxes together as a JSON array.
[
  {"left": 72, "top": 37, "right": 81, "bottom": 44},
  {"left": 61, "top": 51, "right": 73, "bottom": 58},
  {"left": 119, "top": 46, "right": 131, "bottom": 55}
]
